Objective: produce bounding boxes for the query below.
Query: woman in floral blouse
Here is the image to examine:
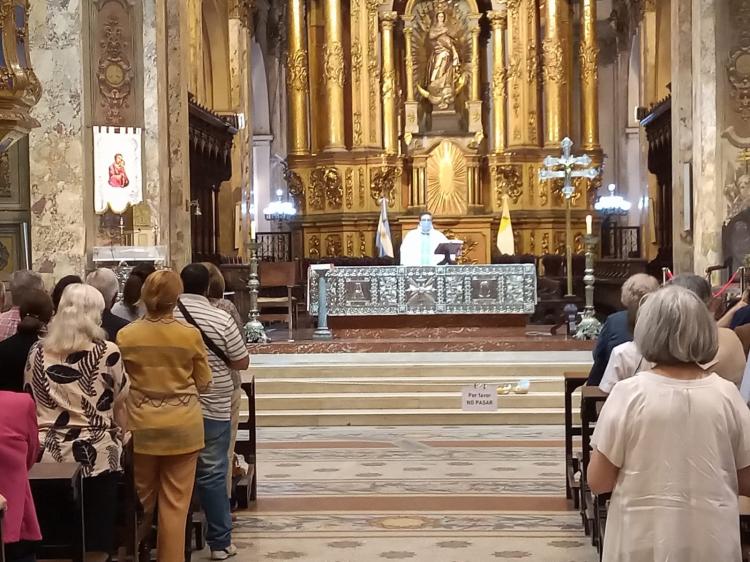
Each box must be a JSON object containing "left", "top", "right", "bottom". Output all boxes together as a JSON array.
[{"left": 25, "top": 283, "right": 128, "bottom": 558}]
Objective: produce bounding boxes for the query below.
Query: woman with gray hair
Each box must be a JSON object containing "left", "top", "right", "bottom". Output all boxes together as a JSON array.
[
  {"left": 587, "top": 273, "right": 660, "bottom": 386},
  {"left": 588, "top": 285, "right": 750, "bottom": 561}
]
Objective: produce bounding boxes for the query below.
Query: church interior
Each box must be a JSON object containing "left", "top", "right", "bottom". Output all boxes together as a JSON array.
[{"left": 3, "top": 0, "right": 750, "bottom": 560}]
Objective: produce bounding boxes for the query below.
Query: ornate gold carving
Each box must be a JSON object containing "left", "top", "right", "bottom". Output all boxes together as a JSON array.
[
  {"left": 310, "top": 167, "right": 342, "bottom": 210},
  {"left": 359, "top": 231, "right": 367, "bottom": 257},
  {"left": 370, "top": 164, "right": 401, "bottom": 205},
  {"left": 351, "top": 40, "right": 363, "bottom": 86},
  {"left": 381, "top": 69, "right": 396, "bottom": 98},
  {"left": 346, "top": 234, "right": 354, "bottom": 256},
  {"left": 579, "top": 43, "right": 599, "bottom": 84},
  {"left": 541, "top": 232, "right": 550, "bottom": 254},
  {"left": 539, "top": 179, "right": 548, "bottom": 206},
  {"left": 542, "top": 38, "right": 566, "bottom": 84},
  {"left": 725, "top": 148, "right": 750, "bottom": 219},
  {"left": 96, "top": 15, "right": 134, "bottom": 125},
  {"left": 284, "top": 167, "right": 305, "bottom": 211},
  {"left": 574, "top": 232, "right": 584, "bottom": 254},
  {"left": 345, "top": 168, "right": 354, "bottom": 209},
  {"left": 367, "top": 4, "right": 379, "bottom": 142},
  {"left": 528, "top": 111, "right": 538, "bottom": 143},
  {"left": 426, "top": 141, "right": 468, "bottom": 215},
  {"left": 323, "top": 41, "right": 345, "bottom": 87},
  {"left": 353, "top": 112, "right": 363, "bottom": 145},
  {"left": 326, "top": 234, "right": 342, "bottom": 257},
  {"left": 526, "top": 45, "right": 538, "bottom": 85},
  {"left": 513, "top": 230, "right": 520, "bottom": 254},
  {"left": 554, "top": 231, "right": 565, "bottom": 255},
  {"left": 0, "top": 152, "right": 10, "bottom": 197},
  {"left": 506, "top": 0, "right": 522, "bottom": 13},
  {"left": 309, "top": 235, "right": 320, "bottom": 258},
  {"left": 529, "top": 230, "right": 536, "bottom": 254},
  {"left": 286, "top": 49, "right": 309, "bottom": 91},
  {"left": 492, "top": 67, "right": 507, "bottom": 98},
  {"left": 358, "top": 167, "right": 366, "bottom": 206},
  {"left": 494, "top": 165, "right": 523, "bottom": 204}
]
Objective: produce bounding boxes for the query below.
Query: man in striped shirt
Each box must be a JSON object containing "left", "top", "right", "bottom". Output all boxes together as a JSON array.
[{"left": 176, "top": 264, "right": 249, "bottom": 560}]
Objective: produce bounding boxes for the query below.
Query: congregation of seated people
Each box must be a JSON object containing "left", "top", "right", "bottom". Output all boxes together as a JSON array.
[
  {"left": 583, "top": 272, "right": 750, "bottom": 560},
  {"left": 0, "top": 264, "right": 248, "bottom": 562}
]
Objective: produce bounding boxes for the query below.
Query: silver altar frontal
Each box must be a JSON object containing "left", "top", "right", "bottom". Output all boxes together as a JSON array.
[{"left": 308, "top": 264, "right": 537, "bottom": 316}]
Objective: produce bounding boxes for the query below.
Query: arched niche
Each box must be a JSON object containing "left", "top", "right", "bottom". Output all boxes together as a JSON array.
[{"left": 404, "top": 0, "right": 479, "bottom": 16}]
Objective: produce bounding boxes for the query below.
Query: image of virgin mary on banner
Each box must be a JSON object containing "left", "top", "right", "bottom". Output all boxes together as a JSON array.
[{"left": 93, "top": 126, "right": 143, "bottom": 214}]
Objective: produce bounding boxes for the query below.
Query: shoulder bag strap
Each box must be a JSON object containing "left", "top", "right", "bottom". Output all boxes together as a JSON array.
[{"left": 176, "top": 299, "right": 232, "bottom": 366}]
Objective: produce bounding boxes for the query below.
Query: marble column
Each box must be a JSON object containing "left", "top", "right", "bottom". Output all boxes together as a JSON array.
[
  {"left": 579, "top": 0, "right": 600, "bottom": 150},
  {"left": 28, "top": 0, "right": 88, "bottom": 279},
  {"left": 488, "top": 9, "right": 507, "bottom": 154},
  {"left": 380, "top": 11, "right": 398, "bottom": 155},
  {"left": 322, "top": 0, "right": 346, "bottom": 151},
  {"left": 287, "top": 0, "right": 310, "bottom": 155},
  {"left": 187, "top": 0, "right": 205, "bottom": 103},
  {"left": 156, "top": 0, "right": 192, "bottom": 269}
]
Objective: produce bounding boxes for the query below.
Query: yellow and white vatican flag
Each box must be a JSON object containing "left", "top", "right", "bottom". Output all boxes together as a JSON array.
[
  {"left": 496, "top": 194, "right": 514, "bottom": 255},
  {"left": 376, "top": 197, "right": 394, "bottom": 258}
]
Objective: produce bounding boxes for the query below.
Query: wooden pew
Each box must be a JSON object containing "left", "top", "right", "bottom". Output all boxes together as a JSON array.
[
  {"left": 234, "top": 379, "right": 257, "bottom": 508},
  {"left": 29, "top": 462, "right": 85, "bottom": 562},
  {"left": 564, "top": 371, "right": 589, "bottom": 508},
  {"left": 580, "top": 386, "right": 608, "bottom": 551}
]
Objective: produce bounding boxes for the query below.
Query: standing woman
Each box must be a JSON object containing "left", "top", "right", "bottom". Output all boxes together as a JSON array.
[
  {"left": 588, "top": 285, "right": 750, "bottom": 561},
  {"left": 25, "top": 284, "right": 129, "bottom": 559},
  {"left": 0, "top": 289, "right": 53, "bottom": 392},
  {"left": 117, "top": 270, "right": 211, "bottom": 562},
  {"left": 111, "top": 264, "right": 156, "bottom": 322}
]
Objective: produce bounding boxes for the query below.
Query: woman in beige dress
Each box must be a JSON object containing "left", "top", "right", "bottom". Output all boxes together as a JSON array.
[{"left": 588, "top": 285, "right": 750, "bottom": 561}]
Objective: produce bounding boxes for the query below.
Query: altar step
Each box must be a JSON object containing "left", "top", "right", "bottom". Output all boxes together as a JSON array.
[{"left": 247, "top": 351, "right": 592, "bottom": 427}]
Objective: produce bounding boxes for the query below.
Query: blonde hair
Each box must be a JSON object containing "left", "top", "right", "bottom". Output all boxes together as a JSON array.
[
  {"left": 621, "top": 273, "right": 660, "bottom": 309},
  {"left": 43, "top": 284, "right": 106, "bottom": 355},
  {"left": 141, "top": 270, "right": 183, "bottom": 317},
  {"left": 201, "top": 262, "right": 226, "bottom": 300}
]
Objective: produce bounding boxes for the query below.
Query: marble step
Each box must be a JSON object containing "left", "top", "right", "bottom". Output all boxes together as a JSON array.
[
  {"left": 255, "top": 375, "right": 566, "bottom": 394},
  {"left": 248, "top": 363, "right": 591, "bottom": 379},
  {"left": 255, "top": 407, "right": 573, "bottom": 427},
  {"left": 255, "top": 391, "right": 577, "bottom": 411}
]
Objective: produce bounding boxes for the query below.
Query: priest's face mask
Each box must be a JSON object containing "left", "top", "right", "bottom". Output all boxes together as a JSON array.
[{"left": 419, "top": 214, "right": 433, "bottom": 234}]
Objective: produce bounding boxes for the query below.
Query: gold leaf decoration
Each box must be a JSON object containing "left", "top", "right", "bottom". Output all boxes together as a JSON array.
[
  {"left": 426, "top": 141, "right": 468, "bottom": 216},
  {"left": 323, "top": 41, "right": 345, "bottom": 88},
  {"left": 286, "top": 49, "right": 309, "bottom": 91}
]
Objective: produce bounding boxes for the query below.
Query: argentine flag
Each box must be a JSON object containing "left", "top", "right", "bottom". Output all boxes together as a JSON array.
[
  {"left": 376, "top": 198, "right": 394, "bottom": 258},
  {"left": 496, "top": 194, "right": 514, "bottom": 255}
]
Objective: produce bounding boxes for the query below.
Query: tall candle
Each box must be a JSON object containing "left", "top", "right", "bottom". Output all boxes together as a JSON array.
[{"left": 585, "top": 214, "right": 592, "bottom": 235}]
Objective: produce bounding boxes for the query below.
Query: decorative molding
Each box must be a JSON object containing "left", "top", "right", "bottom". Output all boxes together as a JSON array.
[
  {"left": 494, "top": 165, "right": 523, "bottom": 205},
  {"left": 286, "top": 49, "right": 309, "bottom": 91},
  {"left": 345, "top": 168, "right": 354, "bottom": 209},
  {"left": 579, "top": 43, "right": 599, "bottom": 84},
  {"left": 542, "top": 38, "right": 566, "bottom": 84},
  {"left": 96, "top": 15, "right": 134, "bottom": 125},
  {"left": 728, "top": 45, "right": 750, "bottom": 122},
  {"left": 0, "top": 153, "right": 10, "bottom": 198},
  {"left": 370, "top": 164, "right": 401, "bottom": 205},
  {"left": 353, "top": 112, "right": 363, "bottom": 145},
  {"left": 323, "top": 41, "right": 345, "bottom": 88},
  {"left": 351, "top": 40, "right": 363, "bottom": 86},
  {"left": 346, "top": 234, "right": 354, "bottom": 256},
  {"left": 325, "top": 234, "right": 342, "bottom": 256},
  {"left": 359, "top": 230, "right": 367, "bottom": 256},
  {"left": 308, "top": 234, "right": 320, "bottom": 258},
  {"left": 310, "top": 166, "right": 342, "bottom": 210},
  {"left": 283, "top": 164, "right": 305, "bottom": 211},
  {"left": 358, "top": 167, "right": 366, "bottom": 206}
]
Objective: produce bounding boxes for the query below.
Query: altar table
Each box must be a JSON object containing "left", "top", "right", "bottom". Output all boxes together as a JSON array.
[{"left": 308, "top": 264, "right": 537, "bottom": 329}]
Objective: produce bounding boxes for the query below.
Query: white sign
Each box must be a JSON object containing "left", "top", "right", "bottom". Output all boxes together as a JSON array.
[
  {"left": 461, "top": 384, "right": 498, "bottom": 412},
  {"left": 93, "top": 126, "right": 143, "bottom": 215}
]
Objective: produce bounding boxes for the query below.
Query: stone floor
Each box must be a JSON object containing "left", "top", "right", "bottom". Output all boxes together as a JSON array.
[{"left": 196, "top": 425, "right": 595, "bottom": 562}]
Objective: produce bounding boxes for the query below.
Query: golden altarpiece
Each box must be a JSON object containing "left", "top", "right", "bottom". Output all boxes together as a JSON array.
[{"left": 285, "top": 0, "right": 602, "bottom": 263}]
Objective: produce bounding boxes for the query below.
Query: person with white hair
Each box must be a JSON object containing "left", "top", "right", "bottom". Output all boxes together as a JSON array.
[
  {"left": 0, "top": 269, "right": 44, "bottom": 342},
  {"left": 25, "top": 283, "right": 129, "bottom": 559},
  {"left": 587, "top": 273, "right": 660, "bottom": 386},
  {"left": 588, "top": 285, "right": 750, "bottom": 561},
  {"left": 86, "top": 267, "right": 130, "bottom": 341}
]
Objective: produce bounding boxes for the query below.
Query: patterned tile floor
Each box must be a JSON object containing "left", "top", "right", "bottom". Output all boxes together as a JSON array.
[{"left": 196, "top": 426, "right": 595, "bottom": 562}]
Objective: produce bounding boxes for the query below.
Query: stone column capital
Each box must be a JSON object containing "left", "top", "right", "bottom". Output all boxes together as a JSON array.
[
  {"left": 380, "top": 10, "right": 398, "bottom": 27},
  {"left": 487, "top": 9, "right": 507, "bottom": 30},
  {"left": 468, "top": 13, "right": 482, "bottom": 33}
]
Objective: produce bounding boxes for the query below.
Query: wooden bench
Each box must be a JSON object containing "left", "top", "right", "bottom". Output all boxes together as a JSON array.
[
  {"left": 234, "top": 379, "right": 257, "bottom": 509},
  {"left": 564, "top": 371, "right": 589, "bottom": 508},
  {"left": 29, "top": 463, "right": 85, "bottom": 562},
  {"left": 580, "top": 386, "right": 608, "bottom": 550}
]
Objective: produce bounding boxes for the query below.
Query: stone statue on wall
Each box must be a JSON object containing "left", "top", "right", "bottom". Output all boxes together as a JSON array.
[
  {"left": 413, "top": 0, "right": 470, "bottom": 114},
  {"left": 418, "top": 9, "right": 464, "bottom": 109}
]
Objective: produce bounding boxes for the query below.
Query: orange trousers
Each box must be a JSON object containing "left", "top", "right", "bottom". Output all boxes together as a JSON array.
[{"left": 134, "top": 451, "right": 199, "bottom": 562}]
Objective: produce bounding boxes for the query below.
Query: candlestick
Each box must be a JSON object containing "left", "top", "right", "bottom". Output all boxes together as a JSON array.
[
  {"left": 585, "top": 214, "right": 592, "bottom": 235},
  {"left": 244, "top": 239, "right": 269, "bottom": 343},
  {"left": 575, "top": 234, "right": 602, "bottom": 340}
]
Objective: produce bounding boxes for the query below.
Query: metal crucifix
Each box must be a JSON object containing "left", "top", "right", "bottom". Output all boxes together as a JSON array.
[{"left": 539, "top": 137, "right": 599, "bottom": 297}]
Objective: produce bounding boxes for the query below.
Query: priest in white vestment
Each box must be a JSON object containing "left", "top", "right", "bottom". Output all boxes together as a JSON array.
[{"left": 400, "top": 213, "right": 450, "bottom": 266}]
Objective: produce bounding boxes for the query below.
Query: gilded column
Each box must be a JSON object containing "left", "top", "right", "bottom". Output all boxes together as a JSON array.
[
  {"left": 350, "top": 0, "right": 365, "bottom": 149},
  {"left": 524, "top": 0, "right": 541, "bottom": 146},
  {"left": 469, "top": 14, "right": 481, "bottom": 102},
  {"left": 579, "top": 0, "right": 600, "bottom": 149},
  {"left": 403, "top": 15, "right": 419, "bottom": 146},
  {"left": 380, "top": 11, "right": 398, "bottom": 155},
  {"left": 505, "top": 0, "right": 523, "bottom": 146},
  {"left": 287, "top": 0, "right": 309, "bottom": 155},
  {"left": 488, "top": 9, "right": 507, "bottom": 153},
  {"left": 542, "top": 0, "right": 568, "bottom": 147},
  {"left": 322, "top": 0, "right": 346, "bottom": 151}
]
